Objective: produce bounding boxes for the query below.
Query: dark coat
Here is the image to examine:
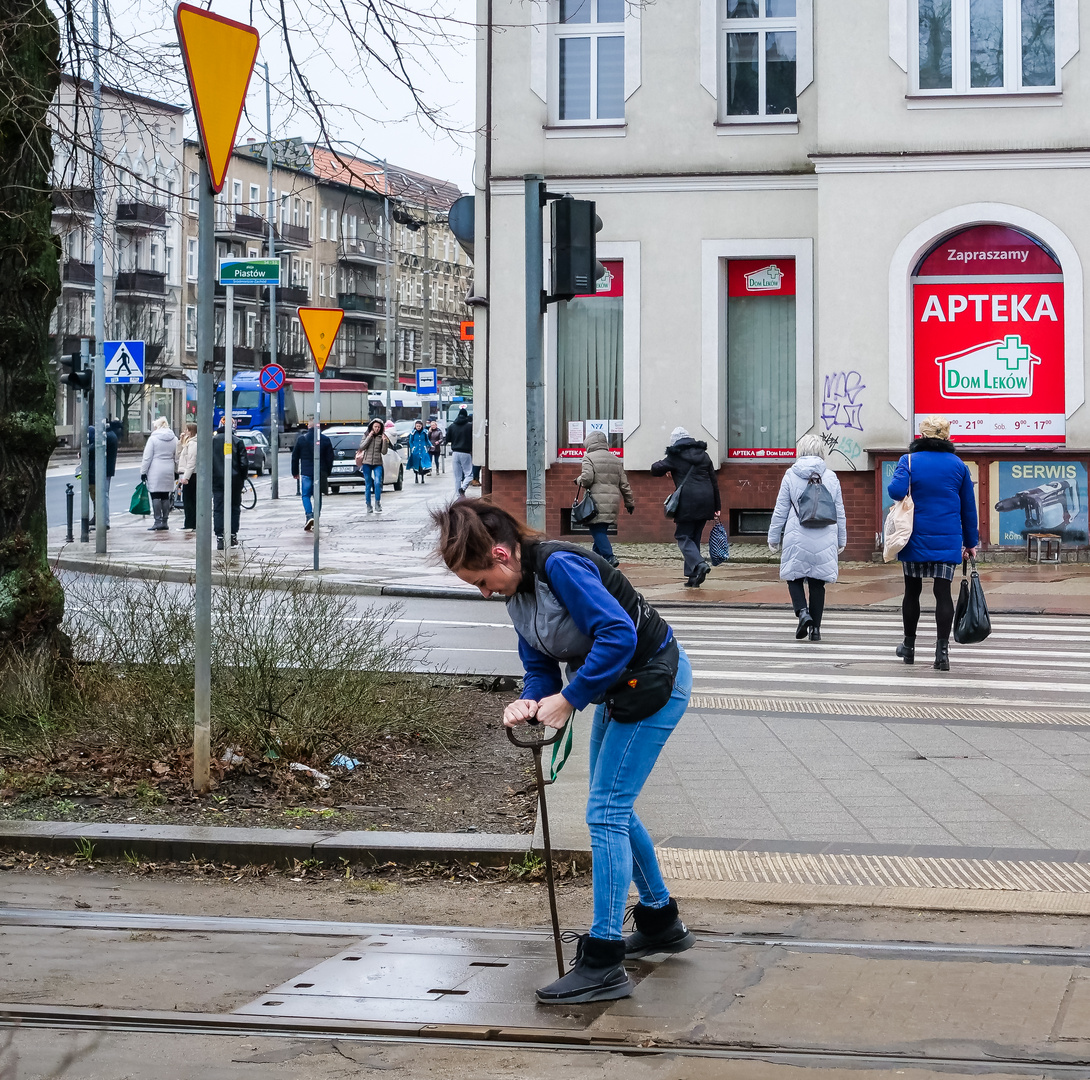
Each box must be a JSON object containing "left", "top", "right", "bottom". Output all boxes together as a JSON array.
[
  {"left": 887, "top": 437, "right": 979, "bottom": 563},
  {"left": 213, "top": 431, "right": 249, "bottom": 490},
  {"left": 291, "top": 428, "right": 335, "bottom": 479},
  {"left": 444, "top": 411, "right": 473, "bottom": 454},
  {"left": 86, "top": 424, "right": 119, "bottom": 484},
  {"left": 651, "top": 437, "right": 721, "bottom": 522}
]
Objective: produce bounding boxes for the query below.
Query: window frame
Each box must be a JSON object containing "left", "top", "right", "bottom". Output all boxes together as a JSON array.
[
  {"left": 909, "top": 0, "right": 1060, "bottom": 97},
  {"left": 549, "top": 0, "right": 628, "bottom": 128},
  {"left": 717, "top": 0, "right": 799, "bottom": 124}
]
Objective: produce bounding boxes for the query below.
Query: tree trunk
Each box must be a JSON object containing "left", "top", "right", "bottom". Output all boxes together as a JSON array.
[{"left": 0, "top": 0, "right": 64, "bottom": 650}]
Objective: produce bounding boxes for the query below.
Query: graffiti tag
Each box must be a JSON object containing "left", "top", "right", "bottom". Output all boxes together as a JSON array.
[{"left": 822, "top": 371, "right": 866, "bottom": 432}]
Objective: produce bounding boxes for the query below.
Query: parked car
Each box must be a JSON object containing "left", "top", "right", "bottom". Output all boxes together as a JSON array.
[
  {"left": 325, "top": 425, "right": 404, "bottom": 494},
  {"left": 236, "top": 430, "right": 269, "bottom": 475},
  {"left": 390, "top": 419, "right": 417, "bottom": 443}
]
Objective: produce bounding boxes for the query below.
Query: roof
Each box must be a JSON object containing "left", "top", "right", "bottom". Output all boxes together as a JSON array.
[
  {"left": 309, "top": 146, "right": 463, "bottom": 211},
  {"left": 59, "top": 73, "right": 186, "bottom": 116}
]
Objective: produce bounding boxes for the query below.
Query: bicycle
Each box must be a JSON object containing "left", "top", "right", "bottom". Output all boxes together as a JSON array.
[{"left": 240, "top": 477, "right": 257, "bottom": 511}]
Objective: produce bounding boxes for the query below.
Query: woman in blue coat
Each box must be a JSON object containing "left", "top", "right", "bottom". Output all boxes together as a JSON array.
[
  {"left": 406, "top": 420, "right": 431, "bottom": 485},
  {"left": 887, "top": 415, "right": 979, "bottom": 671}
]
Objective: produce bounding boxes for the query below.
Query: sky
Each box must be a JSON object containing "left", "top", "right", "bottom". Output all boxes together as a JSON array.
[{"left": 74, "top": 0, "right": 478, "bottom": 191}]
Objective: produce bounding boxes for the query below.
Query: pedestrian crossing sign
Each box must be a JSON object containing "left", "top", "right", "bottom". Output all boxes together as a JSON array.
[{"left": 103, "top": 340, "right": 146, "bottom": 384}]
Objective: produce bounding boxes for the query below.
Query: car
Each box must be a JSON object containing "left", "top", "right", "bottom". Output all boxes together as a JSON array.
[
  {"left": 390, "top": 419, "right": 417, "bottom": 442},
  {"left": 324, "top": 425, "right": 404, "bottom": 494},
  {"left": 235, "top": 430, "right": 269, "bottom": 475}
]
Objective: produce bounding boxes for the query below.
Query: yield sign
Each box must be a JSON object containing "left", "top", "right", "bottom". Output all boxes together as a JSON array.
[
  {"left": 298, "top": 308, "right": 344, "bottom": 373},
  {"left": 174, "top": 4, "right": 259, "bottom": 194}
]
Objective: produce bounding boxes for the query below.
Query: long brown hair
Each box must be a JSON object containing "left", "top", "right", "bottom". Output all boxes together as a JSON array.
[{"left": 431, "top": 498, "right": 542, "bottom": 572}]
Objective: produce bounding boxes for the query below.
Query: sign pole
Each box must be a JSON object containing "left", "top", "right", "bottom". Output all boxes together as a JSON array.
[
  {"left": 524, "top": 175, "right": 546, "bottom": 532},
  {"left": 265, "top": 62, "right": 279, "bottom": 500},
  {"left": 92, "top": 0, "right": 106, "bottom": 553},
  {"left": 79, "top": 337, "right": 90, "bottom": 543},
  {"left": 224, "top": 280, "right": 234, "bottom": 551},
  {"left": 313, "top": 366, "right": 320, "bottom": 570}
]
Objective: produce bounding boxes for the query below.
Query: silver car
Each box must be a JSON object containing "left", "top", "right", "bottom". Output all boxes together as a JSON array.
[{"left": 325, "top": 425, "right": 404, "bottom": 494}]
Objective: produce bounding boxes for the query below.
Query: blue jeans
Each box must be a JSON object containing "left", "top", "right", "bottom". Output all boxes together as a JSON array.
[
  {"left": 585, "top": 644, "right": 692, "bottom": 940},
  {"left": 587, "top": 522, "right": 614, "bottom": 561},
  {"left": 361, "top": 463, "right": 383, "bottom": 505},
  {"left": 300, "top": 474, "right": 319, "bottom": 520}
]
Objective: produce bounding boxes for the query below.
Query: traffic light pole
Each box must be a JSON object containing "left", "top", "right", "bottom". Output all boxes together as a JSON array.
[
  {"left": 524, "top": 175, "right": 546, "bottom": 532},
  {"left": 92, "top": 0, "right": 106, "bottom": 553},
  {"left": 79, "top": 338, "right": 90, "bottom": 543}
]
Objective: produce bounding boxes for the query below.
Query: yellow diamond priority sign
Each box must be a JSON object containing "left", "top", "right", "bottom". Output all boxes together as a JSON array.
[
  {"left": 298, "top": 308, "right": 344, "bottom": 373},
  {"left": 175, "top": 3, "right": 259, "bottom": 194}
]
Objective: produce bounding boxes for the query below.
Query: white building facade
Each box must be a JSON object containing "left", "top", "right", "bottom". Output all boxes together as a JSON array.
[{"left": 476, "top": 0, "right": 1090, "bottom": 554}]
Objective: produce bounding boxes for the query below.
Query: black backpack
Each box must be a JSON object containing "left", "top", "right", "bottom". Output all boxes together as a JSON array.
[{"left": 794, "top": 472, "right": 838, "bottom": 528}]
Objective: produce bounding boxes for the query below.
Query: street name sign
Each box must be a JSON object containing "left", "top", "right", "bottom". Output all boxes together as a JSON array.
[
  {"left": 103, "top": 340, "right": 145, "bottom": 384},
  {"left": 219, "top": 258, "right": 281, "bottom": 285},
  {"left": 298, "top": 307, "right": 344, "bottom": 374}
]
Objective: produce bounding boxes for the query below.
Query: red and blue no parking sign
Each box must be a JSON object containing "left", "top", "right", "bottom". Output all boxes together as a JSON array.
[{"left": 259, "top": 363, "right": 285, "bottom": 393}]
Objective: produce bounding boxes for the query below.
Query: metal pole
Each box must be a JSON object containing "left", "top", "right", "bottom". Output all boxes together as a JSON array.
[
  {"left": 193, "top": 158, "right": 215, "bottom": 794},
  {"left": 92, "top": 0, "right": 106, "bottom": 553},
  {"left": 421, "top": 201, "right": 430, "bottom": 422},
  {"left": 224, "top": 282, "right": 234, "bottom": 550},
  {"left": 383, "top": 161, "right": 393, "bottom": 421},
  {"left": 79, "top": 337, "right": 90, "bottom": 542},
  {"left": 65, "top": 484, "right": 74, "bottom": 544},
  {"left": 265, "top": 63, "right": 279, "bottom": 499},
  {"left": 524, "top": 175, "right": 545, "bottom": 532},
  {"left": 312, "top": 371, "right": 320, "bottom": 570}
]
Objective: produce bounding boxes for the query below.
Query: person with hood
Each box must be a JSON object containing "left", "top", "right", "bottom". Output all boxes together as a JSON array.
[
  {"left": 213, "top": 417, "right": 248, "bottom": 549},
  {"left": 86, "top": 419, "right": 119, "bottom": 529},
  {"left": 176, "top": 422, "right": 199, "bottom": 531},
  {"left": 427, "top": 419, "right": 444, "bottom": 474},
  {"left": 406, "top": 419, "right": 431, "bottom": 484},
  {"left": 353, "top": 418, "right": 390, "bottom": 513},
  {"left": 444, "top": 406, "right": 474, "bottom": 494},
  {"left": 140, "top": 417, "right": 179, "bottom": 532},
  {"left": 576, "top": 429, "right": 634, "bottom": 567},
  {"left": 887, "top": 415, "right": 979, "bottom": 671},
  {"left": 767, "top": 434, "right": 848, "bottom": 642},
  {"left": 292, "top": 420, "right": 335, "bottom": 529},
  {"left": 651, "top": 427, "right": 722, "bottom": 587}
]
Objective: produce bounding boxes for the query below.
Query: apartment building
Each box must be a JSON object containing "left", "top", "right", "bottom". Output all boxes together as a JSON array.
[
  {"left": 476, "top": 0, "right": 1090, "bottom": 555},
  {"left": 50, "top": 75, "right": 186, "bottom": 443}
]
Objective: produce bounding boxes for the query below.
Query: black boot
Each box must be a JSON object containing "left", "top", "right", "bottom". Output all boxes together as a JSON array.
[
  {"left": 624, "top": 898, "right": 696, "bottom": 959},
  {"left": 808, "top": 624, "right": 821, "bottom": 642},
  {"left": 536, "top": 934, "right": 632, "bottom": 1004},
  {"left": 896, "top": 637, "right": 915, "bottom": 664},
  {"left": 795, "top": 608, "right": 813, "bottom": 639},
  {"left": 934, "top": 639, "right": 950, "bottom": 671}
]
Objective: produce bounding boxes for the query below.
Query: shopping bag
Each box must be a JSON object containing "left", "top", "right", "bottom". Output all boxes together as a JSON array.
[
  {"left": 172, "top": 480, "right": 185, "bottom": 510},
  {"left": 129, "top": 481, "right": 151, "bottom": 516},
  {"left": 708, "top": 521, "right": 730, "bottom": 565},
  {"left": 571, "top": 484, "right": 598, "bottom": 526},
  {"left": 954, "top": 557, "right": 992, "bottom": 644},
  {"left": 883, "top": 455, "right": 914, "bottom": 562}
]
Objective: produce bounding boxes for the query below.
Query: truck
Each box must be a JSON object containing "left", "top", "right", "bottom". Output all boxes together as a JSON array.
[
  {"left": 291, "top": 379, "right": 371, "bottom": 429},
  {"left": 213, "top": 370, "right": 300, "bottom": 448}
]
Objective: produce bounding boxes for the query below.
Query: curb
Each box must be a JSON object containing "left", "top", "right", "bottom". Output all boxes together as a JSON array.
[{"left": 0, "top": 820, "right": 590, "bottom": 869}]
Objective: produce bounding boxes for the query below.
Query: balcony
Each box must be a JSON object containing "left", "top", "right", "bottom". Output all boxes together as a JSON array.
[
  {"left": 338, "top": 292, "right": 384, "bottom": 316},
  {"left": 52, "top": 187, "right": 94, "bottom": 216},
  {"left": 62, "top": 260, "right": 95, "bottom": 286},
  {"left": 215, "top": 211, "right": 269, "bottom": 241},
  {"left": 116, "top": 200, "right": 167, "bottom": 229},
  {"left": 212, "top": 345, "right": 260, "bottom": 369},
  {"left": 277, "top": 222, "right": 309, "bottom": 249},
  {"left": 114, "top": 269, "right": 166, "bottom": 295},
  {"left": 264, "top": 284, "right": 309, "bottom": 306},
  {"left": 338, "top": 238, "right": 386, "bottom": 265},
  {"left": 339, "top": 342, "right": 383, "bottom": 370},
  {"left": 214, "top": 281, "right": 260, "bottom": 302}
]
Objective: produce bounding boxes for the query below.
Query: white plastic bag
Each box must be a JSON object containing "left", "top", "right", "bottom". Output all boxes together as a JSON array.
[{"left": 883, "top": 455, "right": 915, "bottom": 563}]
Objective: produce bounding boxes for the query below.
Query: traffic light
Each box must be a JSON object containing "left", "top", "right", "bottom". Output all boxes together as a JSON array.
[
  {"left": 61, "top": 353, "right": 92, "bottom": 392},
  {"left": 550, "top": 196, "right": 606, "bottom": 301}
]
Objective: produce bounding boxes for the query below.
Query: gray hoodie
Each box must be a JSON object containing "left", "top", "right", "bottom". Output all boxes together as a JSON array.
[{"left": 767, "top": 456, "right": 847, "bottom": 583}]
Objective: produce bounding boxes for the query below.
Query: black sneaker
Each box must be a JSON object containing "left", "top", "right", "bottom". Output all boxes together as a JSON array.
[
  {"left": 624, "top": 898, "right": 696, "bottom": 959},
  {"left": 304, "top": 518, "right": 314, "bottom": 532},
  {"left": 536, "top": 934, "right": 632, "bottom": 1004},
  {"left": 216, "top": 536, "right": 224, "bottom": 551}
]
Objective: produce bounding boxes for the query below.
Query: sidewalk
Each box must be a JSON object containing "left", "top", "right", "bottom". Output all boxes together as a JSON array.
[{"left": 49, "top": 471, "right": 1090, "bottom": 613}]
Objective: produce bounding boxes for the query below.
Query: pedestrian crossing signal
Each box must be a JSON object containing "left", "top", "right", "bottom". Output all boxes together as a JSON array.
[{"left": 460, "top": 321, "right": 474, "bottom": 342}]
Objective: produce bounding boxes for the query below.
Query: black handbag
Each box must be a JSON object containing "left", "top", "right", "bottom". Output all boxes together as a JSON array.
[
  {"left": 604, "top": 638, "right": 680, "bottom": 723},
  {"left": 663, "top": 465, "right": 695, "bottom": 519},
  {"left": 571, "top": 480, "right": 598, "bottom": 526},
  {"left": 954, "top": 557, "right": 992, "bottom": 644}
]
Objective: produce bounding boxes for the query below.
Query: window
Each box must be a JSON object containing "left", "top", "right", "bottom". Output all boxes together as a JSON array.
[
  {"left": 320, "top": 207, "right": 328, "bottom": 240},
  {"left": 165, "top": 245, "right": 174, "bottom": 282},
  {"left": 349, "top": 214, "right": 357, "bottom": 242},
  {"left": 553, "top": 0, "right": 626, "bottom": 123},
  {"left": 319, "top": 265, "right": 326, "bottom": 297},
  {"left": 280, "top": 192, "right": 289, "bottom": 227},
  {"left": 165, "top": 178, "right": 176, "bottom": 213},
  {"left": 330, "top": 210, "right": 338, "bottom": 242},
  {"left": 188, "top": 170, "right": 198, "bottom": 215},
  {"left": 249, "top": 184, "right": 261, "bottom": 216},
  {"left": 725, "top": 259, "right": 796, "bottom": 457},
  {"left": 303, "top": 260, "right": 312, "bottom": 296},
  {"left": 915, "top": 0, "right": 1056, "bottom": 93},
  {"left": 150, "top": 242, "right": 160, "bottom": 272},
  {"left": 720, "top": 0, "right": 797, "bottom": 119},
  {"left": 185, "top": 305, "right": 197, "bottom": 351},
  {"left": 291, "top": 257, "right": 300, "bottom": 286},
  {"left": 293, "top": 197, "right": 301, "bottom": 226},
  {"left": 232, "top": 179, "right": 242, "bottom": 212},
  {"left": 305, "top": 200, "right": 312, "bottom": 232},
  {"left": 246, "top": 311, "right": 256, "bottom": 348},
  {"left": 557, "top": 260, "right": 624, "bottom": 456}
]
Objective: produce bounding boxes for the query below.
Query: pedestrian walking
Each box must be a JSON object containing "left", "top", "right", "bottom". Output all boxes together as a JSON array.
[
  {"left": 444, "top": 406, "right": 474, "bottom": 494},
  {"left": 140, "top": 417, "right": 179, "bottom": 532},
  {"left": 291, "top": 420, "right": 334, "bottom": 530},
  {"left": 432, "top": 499, "right": 696, "bottom": 1004},
  {"left": 213, "top": 417, "right": 248, "bottom": 549},
  {"left": 427, "top": 420, "right": 444, "bottom": 475},
  {"left": 887, "top": 414, "right": 979, "bottom": 671},
  {"left": 176, "top": 422, "right": 199, "bottom": 531},
  {"left": 651, "top": 427, "right": 722, "bottom": 588},
  {"left": 86, "top": 419, "right": 119, "bottom": 529},
  {"left": 576, "top": 429, "right": 634, "bottom": 568},
  {"left": 354, "top": 418, "right": 390, "bottom": 513},
  {"left": 406, "top": 419, "right": 431, "bottom": 485},
  {"left": 767, "top": 434, "right": 847, "bottom": 643}
]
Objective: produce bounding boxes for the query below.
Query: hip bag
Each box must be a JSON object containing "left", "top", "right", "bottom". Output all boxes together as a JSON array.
[{"left": 604, "top": 638, "right": 680, "bottom": 723}]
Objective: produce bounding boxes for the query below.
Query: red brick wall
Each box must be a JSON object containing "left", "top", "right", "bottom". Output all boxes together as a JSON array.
[{"left": 484, "top": 464, "right": 879, "bottom": 560}]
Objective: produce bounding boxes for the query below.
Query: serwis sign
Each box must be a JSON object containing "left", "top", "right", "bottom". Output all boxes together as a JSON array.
[{"left": 913, "top": 225, "right": 1064, "bottom": 444}]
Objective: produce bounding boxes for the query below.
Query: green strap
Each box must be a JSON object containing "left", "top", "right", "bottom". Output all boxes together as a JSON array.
[{"left": 548, "top": 715, "right": 576, "bottom": 782}]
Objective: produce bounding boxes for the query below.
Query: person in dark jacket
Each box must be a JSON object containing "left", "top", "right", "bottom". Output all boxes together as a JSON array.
[
  {"left": 444, "top": 407, "right": 474, "bottom": 494},
  {"left": 291, "top": 421, "right": 335, "bottom": 530},
  {"left": 651, "top": 427, "right": 722, "bottom": 587},
  {"left": 213, "top": 418, "right": 249, "bottom": 549},
  {"left": 432, "top": 499, "right": 696, "bottom": 1005},
  {"left": 86, "top": 421, "right": 119, "bottom": 528},
  {"left": 427, "top": 420, "right": 444, "bottom": 474},
  {"left": 887, "top": 414, "right": 979, "bottom": 671}
]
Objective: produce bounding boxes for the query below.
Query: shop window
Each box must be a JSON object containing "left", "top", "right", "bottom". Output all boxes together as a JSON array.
[
  {"left": 915, "top": 0, "right": 1056, "bottom": 94},
  {"left": 725, "top": 259, "right": 796, "bottom": 459},
  {"left": 556, "top": 261, "right": 624, "bottom": 459},
  {"left": 720, "top": 0, "right": 797, "bottom": 119},
  {"left": 553, "top": 0, "right": 626, "bottom": 123}
]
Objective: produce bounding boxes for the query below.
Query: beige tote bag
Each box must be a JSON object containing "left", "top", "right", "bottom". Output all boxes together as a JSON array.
[{"left": 883, "top": 455, "right": 914, "bottom": 562}]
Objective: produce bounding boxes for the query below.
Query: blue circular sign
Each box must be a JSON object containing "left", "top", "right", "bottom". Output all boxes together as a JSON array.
[{"left": 260, "top": 363, "right": 286, "bottom": 393}]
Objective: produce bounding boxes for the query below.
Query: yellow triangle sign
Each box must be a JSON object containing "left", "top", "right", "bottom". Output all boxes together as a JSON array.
[
  {"left": 175, "top": 3, "right": 259, "bottom": 194},
  {"left": 298, "top": 307, "right": 344, "bottom": 373}
]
